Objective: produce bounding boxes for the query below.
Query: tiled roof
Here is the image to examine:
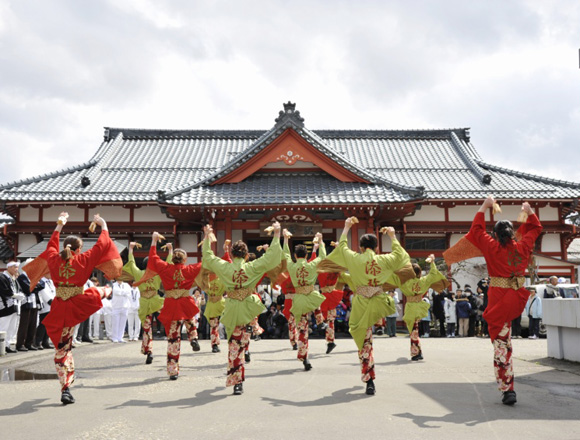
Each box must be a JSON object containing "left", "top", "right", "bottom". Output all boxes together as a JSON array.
[
  {"left": 168, "top": 172, "right": 418, "bottom": 206},
  {"left": 1, "top": 104, "right": 579, "bottom": 207},
  {"left": 17, "top": 238, "right": 126, "bottom": 259}
]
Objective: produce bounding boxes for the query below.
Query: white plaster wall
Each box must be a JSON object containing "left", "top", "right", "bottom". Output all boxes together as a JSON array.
[
  {"left": 542, "top": 234, "right": 561, "bottom": 253},
  {"left": 539, "top": 206, "right": 559, "bottom": 221},
  {"left": 134, "top": 206, "right": 174, "bottom": 222},
  {"left": 178, "top": 234, "right": 197, "bottom": 253},
  {"left": 19, "top": 207, "right": 38, "bottom": 222},
  {"left": 44, "top": 205, "right": 84, "bottom": 222},
  {"left": 449, "top": 206, "right": 490, "bottom": 222},
  {"left": 93, "top": 206, "right": 130, "bottom": 222},
  {"left": 493, "top": 206, "right": 522, "bottom": 221},
  {"left": 406, "top": 205, "right": 445, "bottom": 222},
  {"left": 232, "top": 229, "right": 243, "bottom": 243},
  {"left": 18, "top": 235, "right": 38, "bottom": 253}
]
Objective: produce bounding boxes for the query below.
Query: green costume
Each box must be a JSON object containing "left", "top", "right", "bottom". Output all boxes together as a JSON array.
[
  {"left": 123, "top": 253, "right": 165, "bottom": 324},
  {"left": 325, "top": 233, "right": 410, "bottom": 350},
  {"left": 283, "top": 241, "right": 326, "bottom": 320},
  {"left": 204, "top": 255, "right": 228, "bottom": 320},
  {"left": 390, "top": 261, "right": 447, "bottom": 333},
  {"left": 202, "top": 236, "right": 282, "bottom": 338}
]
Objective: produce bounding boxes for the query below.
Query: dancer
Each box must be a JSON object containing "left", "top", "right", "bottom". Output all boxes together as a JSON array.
[
  {"left": 283, "top": 230, "right": 326, "bottom": 371},
  {"left": 280, "top": 275, "right": 298, "bottom": 350},
  {"left": 136, "top": 232, "right": 202, "bottom": 380},
  {"left": 310, "top": 245, "right": 343, "bottom": 354},
  {"left": 443, "top": 196, "right": 542, "bottom": 405},
  {"left": 323, "top": 219, "right": 410, "bottom": 395},
  {"left": 204, "top": 242, "right": 230, "bottom": 353},
  {"left": 202, "top": 222, "right": 282, "bottom": 395},
  {"left": 123, "top": 242, "right": 166, "bottom": 364},
  {"left": 23, "top": 212, "right": 121, "bottom": 404},
  {"left": 389, "top": 254, "right": 447, "bottom": 361}
]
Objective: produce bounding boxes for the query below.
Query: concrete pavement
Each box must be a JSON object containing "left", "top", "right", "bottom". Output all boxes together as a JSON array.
[{"left": 1, "top": 335, "right": 579, "bottom": 440}]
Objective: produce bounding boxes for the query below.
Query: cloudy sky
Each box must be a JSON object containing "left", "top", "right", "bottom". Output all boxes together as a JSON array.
[{"left": 1, "top": 0, "right": 580, "bottom": 187}]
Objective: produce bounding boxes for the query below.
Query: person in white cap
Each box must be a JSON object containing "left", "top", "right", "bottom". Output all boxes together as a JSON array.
[
  {"left": 0, "top": 261, "right": 26, "bottom": 353},
  {"left": 111, "top": 279, "right": 131, "bottom": 343}
]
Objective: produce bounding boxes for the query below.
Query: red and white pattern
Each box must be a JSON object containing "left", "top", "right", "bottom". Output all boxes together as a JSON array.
[
  {"left": 314, "top": 307, "right": 324, "bottom": 325},
  {"left": 358, "top": 327, "right": 375, "bottom": 383},
  {"left": 226, "top": 325, "right": 251, "bottom": 386},
  {"left": 184, "top": 317, "right": 198, "bottom": 341},
  {"left": 54, "top": 326, "right": 76, "bottom": 392},
  {"left": 288, "top": 313, "right": 297, "bottom": 347},
  {"left": 209, "top": 317, "right": 220, "bottom": 346},
  {"left": 297, "top": 314, "right": 309, "bottom": 361},
  {"left": 410, "top": 320, "right": 421, "bottom": 357},
  {"left": 250, "top": 316, "right": 264, "bottom": 336},
  {"left": 325, "top": 308, "right": 336, "bottom": 344},
  {"left": 141, "top": 314, "right": 153, "bottom": 355},
  {"left": 493, "top": 322, "right": 514, "bottom": 392},
  {"left": 166, "top": 320, "right": 183, "bottom": 377}
]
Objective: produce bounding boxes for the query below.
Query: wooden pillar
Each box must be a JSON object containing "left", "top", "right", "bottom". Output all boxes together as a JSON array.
[
  {"left": 351, "top": 224, "right": 359, "bottom": 250},
  {"left": 225, "top": 214, "right": 232, "bottom": 240}
]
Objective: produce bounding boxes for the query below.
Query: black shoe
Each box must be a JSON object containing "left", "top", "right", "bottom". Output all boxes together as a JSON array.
[
  {"left": 212, "top": 344, "right": 220, "bottom": 353},
  {"left": 145, "top": 353, "right": 153, "bottom": 365},
  {"left": 42, "top": 343, "right": 54, "bottom": 349},
  {"left": 245, "top": 351, "right": 251, "bottom": 363},
  {"left": 169, "top": 375, "right": 178, "bottom": 381},
  {"left": 34, "top": 344, "right": 44, "bottom": 350},
  {"left": 5, "top": 347, "right": 17, "bottom": 353},
  {"left": 26, "top": 345, "right": 38, "bottom": 351},
  {"left": 502, "top": 390, "right": 517, "bottom": 405},
  {"left": 82, "top": 337, "right": 94, "bottom": 343},
  {"left": 326, "top": 342, "right": 337, "bottom": 354},
  {"left": 61, "top": 389, "right": 75, "bottom": 405},
  {"left": 292, "top": 344, "right": 298, "bottom": 351},
  {"left": 411, "top": 353, "right": 424, "bottom": 361},
  {"left": 191, "top": 339, "right": 201, "bottom": 352},
  {"left": 303, "top": 359, "right": 312, "bottom": 371},
  {"left": 17, "top": 346, "right": 28, "bottom": 352},
  {"left": 233, "top": 383, "right": 244, "bottom": 395},
  {"left": 376, "top": 328, "right": 384, "bottom": 336},
  {"left": 365, "top": 379, "right": 376, "bottom": 395}
]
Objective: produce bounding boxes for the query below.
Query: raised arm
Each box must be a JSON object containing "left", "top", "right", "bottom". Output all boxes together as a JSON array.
[
  {"left": 326, "top": 218, "right": 358, "bottom": 269},
  {"left": 202, "top": 225, "right": 230, "bottom": 273},
  {"left": 376, "top": 227, "right": 410, "bottom": 272}
]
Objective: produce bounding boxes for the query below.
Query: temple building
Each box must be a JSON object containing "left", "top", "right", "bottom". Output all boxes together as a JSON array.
[{"left": 1, "top": 102, "right": 579, "bottom": 287}]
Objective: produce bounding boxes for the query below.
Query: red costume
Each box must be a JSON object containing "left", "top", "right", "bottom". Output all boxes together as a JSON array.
[
  {"left": 444, "top": 210, "right": 542, "bottom": 395},
  {"left": 24, "top": 228, "right": 121, "bottom": 394}
]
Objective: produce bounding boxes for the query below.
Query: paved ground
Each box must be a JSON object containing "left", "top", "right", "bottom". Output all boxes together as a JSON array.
[{"left": 1, "top": 334, "right": 579, "bottom": 440}]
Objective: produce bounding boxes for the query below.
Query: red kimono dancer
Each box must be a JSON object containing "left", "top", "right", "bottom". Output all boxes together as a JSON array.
[
  {"left": 24, "top": 214, "right": 121, "bottom": 405},
  {"left": 280, "top": 276, "right": 298, "bottom": 350},
  {"left": 447, "top": 198, "right": 542, "bottom": 405},
  {"left": 139, "top": 240, "right": 201, "bottom": 380},
  {"left": 317, "top": 270, "right": 343, "bottom": 354}
]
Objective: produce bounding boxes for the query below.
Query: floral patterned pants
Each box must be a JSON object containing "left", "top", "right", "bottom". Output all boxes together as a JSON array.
[
  {"left": 250, "top": 316, "right": 264, "bottom": 336},
  {"left": 184, "top": 317, "right": 198, "bottom": 340},
  {"left": 493, "top": 322, "right": 514, "bottom": 392},
  {"left": 358, "top": 327, "right": 375, "bottom": 382},
  {"left": 141, "top": 315, "right": 153, "bottom": 355},
  {"left": 325, "top": 309, "right": 336, "bottom": 344},
  {"left": 227, "top": 325, "right": 251, "bottom": 386},
  {"left": 288, "top": 313, "right": 297, "bottom": 347},
  {"left": 297, "top": 314, "right": 310, "bottom": 361},
  {"left": 209, "top": 317, "right": 220, "bottom": 346},
  {"left": 55, "top": 326, "right": 76, "bottom": 392},
  {"left": 410, "top": 320, "right": 421, "bottom": 357},
  {"left": 314, "top": 308, "right": 324, "bottom": 325},
  {"left": 167, "top": 320, "right": 185, "bottom": 377}
]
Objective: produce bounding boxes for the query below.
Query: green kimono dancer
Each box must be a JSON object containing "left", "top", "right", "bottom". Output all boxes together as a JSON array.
[
  {"left": 392, "top": 261, "right": 447, "bottom": 334},
  {"left": 284, "top": 241, "right": 326, "bottom": 320},
  {"left": 202, "top": 236, "right": 282, "bottom": 341},
  {"left": 325, "top": 234, "right": 410, "bottom": 351}
]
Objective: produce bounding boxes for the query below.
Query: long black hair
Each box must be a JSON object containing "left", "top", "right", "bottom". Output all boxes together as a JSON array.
[{"left": 493, "top": 220, "right": 515, "bottom": 247}]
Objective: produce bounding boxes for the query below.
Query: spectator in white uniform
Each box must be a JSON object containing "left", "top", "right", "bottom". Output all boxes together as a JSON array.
[
  {"left": 35, "top": 276, "right": 56, "bottom": 349},
  {"left": 127, "top": 283, "right": 141, "bottom": 341},
  {"left": 0, "top": 261, "right": 25, "bottom": 353},
  {"left": 111, "top": 280, "right": 131, "bottom": 343}
]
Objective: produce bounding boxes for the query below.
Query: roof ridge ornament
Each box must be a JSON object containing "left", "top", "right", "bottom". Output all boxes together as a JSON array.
[{"left": 274, "top": 102, "right": 304, "bottom": 129}]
